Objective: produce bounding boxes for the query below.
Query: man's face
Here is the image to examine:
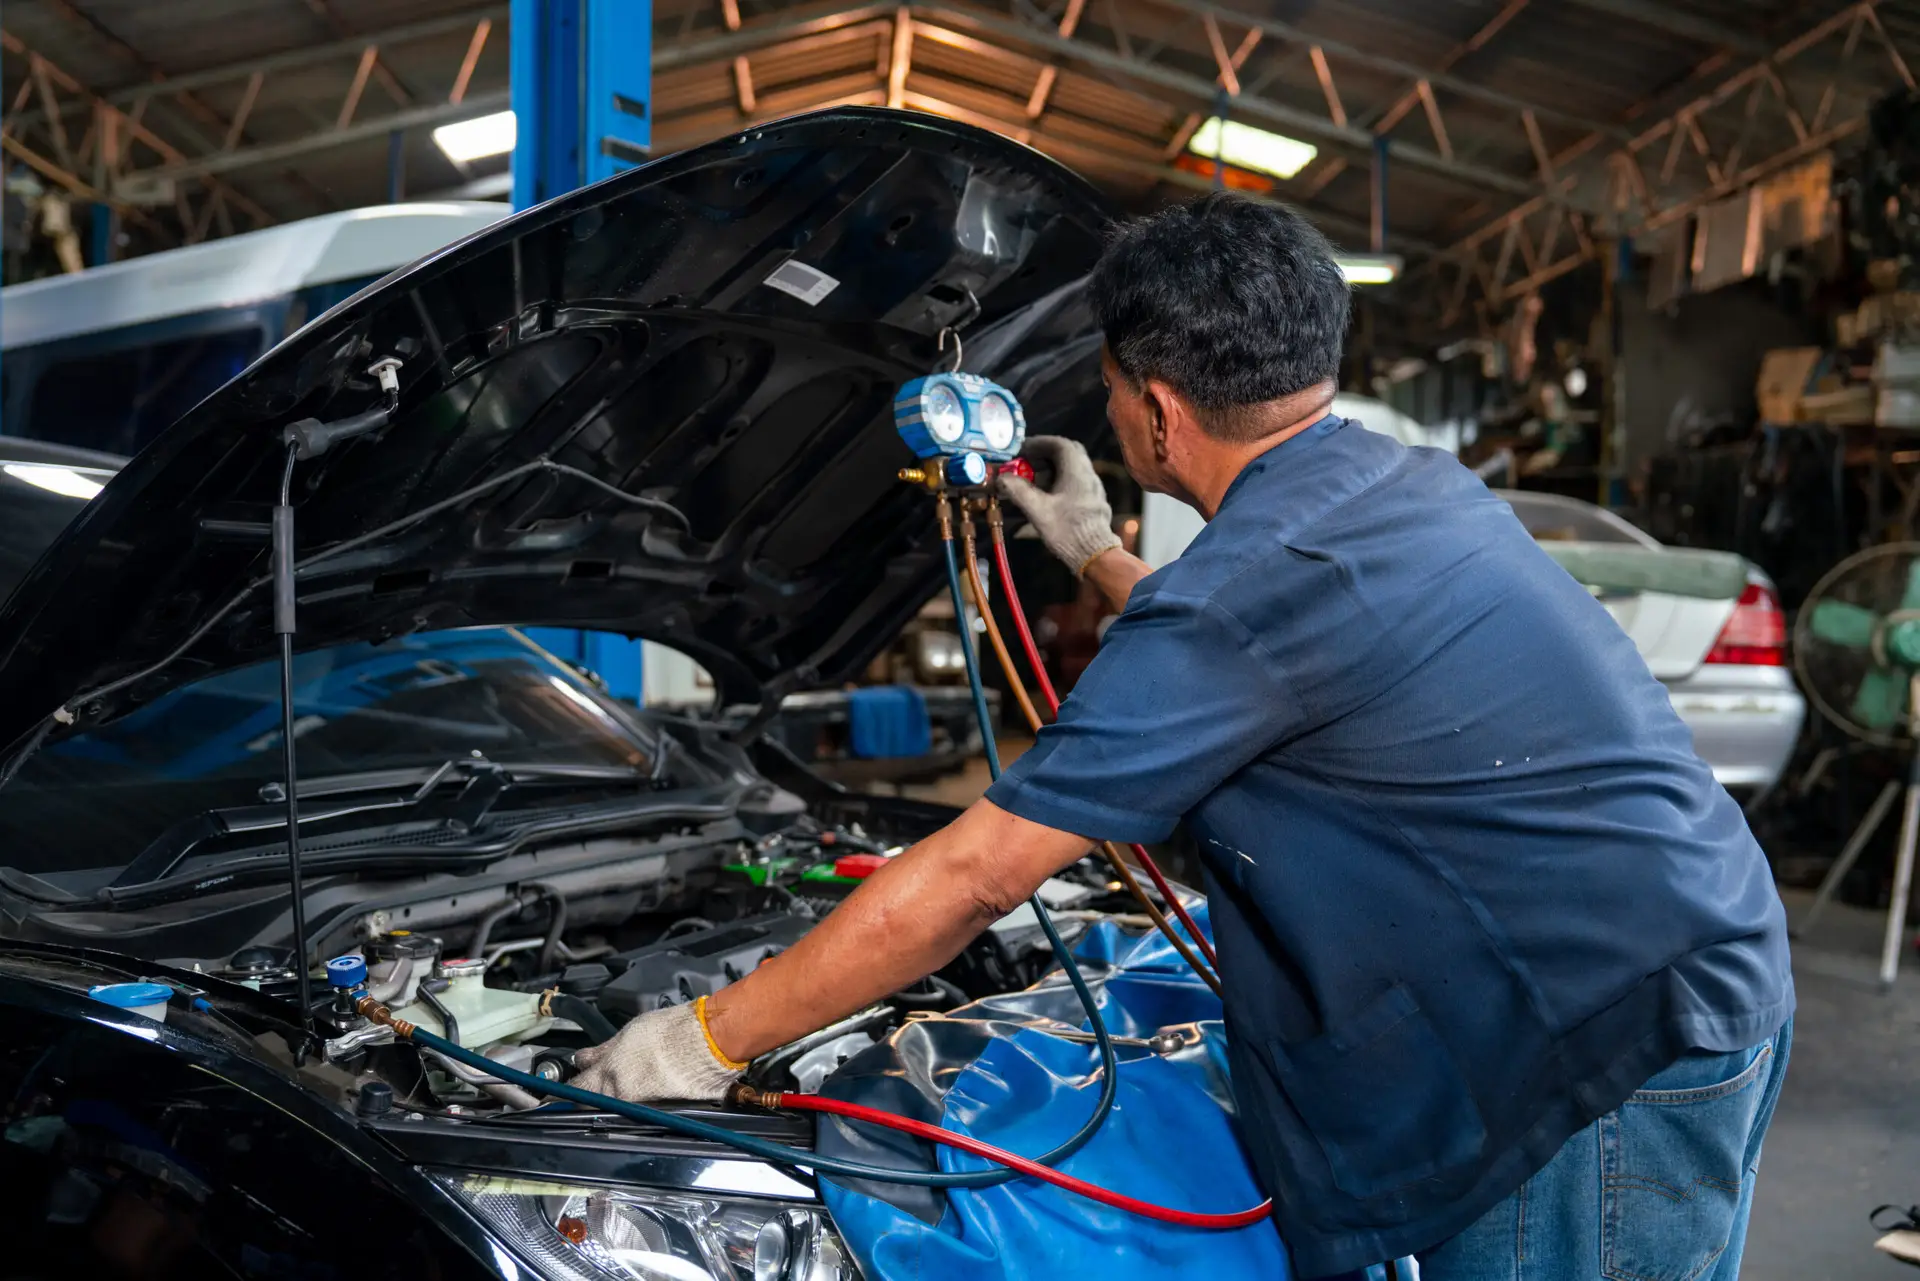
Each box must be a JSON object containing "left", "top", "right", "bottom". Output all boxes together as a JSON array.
[{"left": 1100, "top": 346, "right": 1170, "bottom": 495}]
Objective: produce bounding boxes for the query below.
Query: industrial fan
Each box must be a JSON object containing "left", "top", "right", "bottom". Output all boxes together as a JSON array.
[{"left": 1793, "top": 542, "right": 1920, "bottom": 987}]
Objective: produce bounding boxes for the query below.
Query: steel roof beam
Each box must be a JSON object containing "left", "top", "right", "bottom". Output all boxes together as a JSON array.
[
  {"left": 1427, "top": 0, "right": 1905, "bottom": 320},
  {"left": 1561, "top": 0, "right": 1771, "bottom": 59},
  {"left": 125, "top": 90, "right": 510, "bottom": 185},
  {"left": 11, "top": 5, "right": 509, "bottom": 128},
  {"left": 928, "top": 6, "right": 1555, "bottom": 202},
  {"left": 653, "top": 3, "right": 893, "bottom": 71},
  {"left": 0, "top": 31, "right": 276, "bottom": 227},
  {"left": 1130, "top": 0, "right": 1631, "bottom": 141}
]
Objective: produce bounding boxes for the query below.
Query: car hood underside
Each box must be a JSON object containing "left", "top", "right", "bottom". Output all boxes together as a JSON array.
[{"left": 0, "top": 107, "right": 1115, "bottom": 749}]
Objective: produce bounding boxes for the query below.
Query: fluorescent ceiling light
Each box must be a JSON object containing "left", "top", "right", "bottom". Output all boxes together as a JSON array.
[
  {"left": 3, "top": 463, "right": 104, "bottom": 500},
  {"left": 1336, "top": 255, "right": 1402, "bottom": 286},
  {"left": 433, "top": 110, "right": 516, "bottom": 163},
  {"left": 1188, "top": 118, "right": 1317, "bottom": 180}
]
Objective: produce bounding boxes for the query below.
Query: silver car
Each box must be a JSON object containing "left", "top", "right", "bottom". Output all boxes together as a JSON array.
[{"left": 1498, "top": 490, "right": 1805, "bottom": 798}]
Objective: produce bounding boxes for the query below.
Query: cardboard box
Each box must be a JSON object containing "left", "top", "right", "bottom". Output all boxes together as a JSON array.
[
  {"left": 1855, "top": 292, "right": 1920, "bottom": 340},
  {"left": 1756, "top": 347, "right": 1824, "bottom": 422}
]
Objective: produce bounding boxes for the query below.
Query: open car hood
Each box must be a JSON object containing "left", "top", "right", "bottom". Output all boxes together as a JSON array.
[{"left": 0, "top": 108, "right": 1114, "bottom": 749}]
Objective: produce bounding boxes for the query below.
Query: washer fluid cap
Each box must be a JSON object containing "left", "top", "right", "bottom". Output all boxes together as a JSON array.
[
  {"left": 325, "top": 955, "right": 368, "bottom": 988},
  {"left": 88, "top": 982, "right": 173, "bottom": 1009}
]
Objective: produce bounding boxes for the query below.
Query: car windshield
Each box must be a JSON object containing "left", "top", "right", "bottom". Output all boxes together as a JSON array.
[
  {"left": 0, "top": 628, "right": 693, "bottom": 875},
  {"left": 1501, "top": 492, "right": 1648, "bottom": 545}
]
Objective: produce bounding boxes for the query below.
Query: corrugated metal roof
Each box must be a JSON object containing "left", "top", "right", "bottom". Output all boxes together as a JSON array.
[{"left": 3, "top": 0, "right": 1915, "bottom": 275}]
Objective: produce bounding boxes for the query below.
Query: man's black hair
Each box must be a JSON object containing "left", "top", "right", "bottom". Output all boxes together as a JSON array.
[{"left": 1089, "top": 192, "right": 1352, "bottom": 442}]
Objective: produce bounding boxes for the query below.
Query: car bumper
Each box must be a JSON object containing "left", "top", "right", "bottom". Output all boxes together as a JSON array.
[{"left": 1663, "top": 665, "right": 1805, "bottom": 791}]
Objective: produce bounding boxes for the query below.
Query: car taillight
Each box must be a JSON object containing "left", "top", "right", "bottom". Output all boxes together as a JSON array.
[{"left": 1705, "top": 581, "right": 1786, "bottom": 666}]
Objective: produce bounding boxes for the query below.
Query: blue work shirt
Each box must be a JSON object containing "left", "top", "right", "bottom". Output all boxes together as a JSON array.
[{"left": 986, "top": 417, "right": 1793, "bottom": 1277}]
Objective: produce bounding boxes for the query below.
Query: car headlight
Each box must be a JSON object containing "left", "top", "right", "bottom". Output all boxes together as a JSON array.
[{"left": 433, "top": 1174, "right": 854, "bottom": 1281}]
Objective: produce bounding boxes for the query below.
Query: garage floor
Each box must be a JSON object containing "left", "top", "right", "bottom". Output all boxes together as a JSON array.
[
  {"left": 890, "top": 758, "right": 1919, "bottom": 1276},
  {"left": 1748, "top": 889, "right": 1920, "bottom": 1280}
]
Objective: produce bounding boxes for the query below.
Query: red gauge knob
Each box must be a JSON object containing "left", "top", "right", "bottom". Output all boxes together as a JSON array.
[{"left": 997, "top": 457, "right": 1035, "bottom": 483}]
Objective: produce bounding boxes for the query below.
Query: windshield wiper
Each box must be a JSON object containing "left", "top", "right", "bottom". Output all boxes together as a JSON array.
[
  {"left": 101, "top": 757, "right": 646, "bottom": 899},
  {"left": 92, "top": 788, "right": 745, "bottom": 909},
  {"left": 277, "top": 758, "right": 653, "bottom": 803}
]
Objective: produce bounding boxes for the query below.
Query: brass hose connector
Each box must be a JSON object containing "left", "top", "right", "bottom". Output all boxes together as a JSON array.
[
  {"left": 354, "top": 993, "right": 417, "bottom": 1039},
  {"left": 726, "top": 1082, "right": 783, "bottom": 1109},
  {"left": 899, "top": 466, "right": 952, "bottom": 494}
]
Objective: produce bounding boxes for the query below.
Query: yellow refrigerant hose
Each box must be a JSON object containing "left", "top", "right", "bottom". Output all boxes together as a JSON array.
[{"left": 958, "top": 509, "right": 1222, "bottom": 997}]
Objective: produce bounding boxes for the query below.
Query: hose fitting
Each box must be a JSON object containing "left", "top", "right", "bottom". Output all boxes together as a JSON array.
[
  {"left": 725, "top": 1082, "right": 783, "bottom": 1110},
  {"left": 355, "top": 993, "right": 417, "bottom": 1039}
]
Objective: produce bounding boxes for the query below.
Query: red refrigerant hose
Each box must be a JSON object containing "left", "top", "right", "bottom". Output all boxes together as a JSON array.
[
  {"left": 760, "top": 1088, "right": 1273, "bottom": 1228},
  {"left": 988, "top": 509, "right": 1221, "bottom": 968}
]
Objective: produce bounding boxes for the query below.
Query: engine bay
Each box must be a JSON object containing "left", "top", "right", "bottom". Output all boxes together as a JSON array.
[{"left": 212, "top": 818, "right": 1141, "bottom": 1120}]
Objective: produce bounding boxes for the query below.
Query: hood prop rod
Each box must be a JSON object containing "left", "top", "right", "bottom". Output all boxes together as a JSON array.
[{"left": 273, "top": 358, "right": 403, "bottom": 1035}]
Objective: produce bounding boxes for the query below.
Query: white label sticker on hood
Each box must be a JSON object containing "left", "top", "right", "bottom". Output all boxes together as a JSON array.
[{"left": 763, "top": 259, "right": 839, "bottom": 306}]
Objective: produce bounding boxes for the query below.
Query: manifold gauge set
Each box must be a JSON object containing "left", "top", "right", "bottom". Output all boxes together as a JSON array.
[{"left": 893, "top": 371, "right": 1027, "bottom": 488}]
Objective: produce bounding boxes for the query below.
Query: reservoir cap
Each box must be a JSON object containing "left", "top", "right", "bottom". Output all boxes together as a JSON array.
[{"left": 88, "top": 981, "right": 173, "bottom": 1010}]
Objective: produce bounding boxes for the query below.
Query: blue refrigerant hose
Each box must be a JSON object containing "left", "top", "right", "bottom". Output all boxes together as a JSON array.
[{"left": 373, "top": 517, "right": 1123, "bottom": 1191}]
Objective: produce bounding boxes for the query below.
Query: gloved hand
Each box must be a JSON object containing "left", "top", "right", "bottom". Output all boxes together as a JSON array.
[
  {"left": 572, "top": 997, "right": 745, "bottom": 1103},
  {"left": 996, "top": 436, "right": 1122, "bottom": 576}
]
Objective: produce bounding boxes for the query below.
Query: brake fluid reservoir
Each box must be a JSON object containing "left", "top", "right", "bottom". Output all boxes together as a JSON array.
[{"left": 388, "top": 956, "right": 552, "bottom": 1049}]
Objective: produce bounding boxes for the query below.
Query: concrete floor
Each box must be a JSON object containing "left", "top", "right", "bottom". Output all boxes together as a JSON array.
[
  {"left": 1746, "top": 888, "right": 1920, "bottom": 1280},
  {"left": 885, "top": 762, "right": 1920, "bottom": 1275}
]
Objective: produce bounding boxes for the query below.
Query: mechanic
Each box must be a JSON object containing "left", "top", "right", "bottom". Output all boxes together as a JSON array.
[{"left": 577, "top": 193, "right": 1793, "bottom": 1280}]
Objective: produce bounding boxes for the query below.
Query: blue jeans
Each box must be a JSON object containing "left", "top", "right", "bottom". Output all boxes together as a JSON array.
[{"left": 1414, "top": 1020, "right": 1791, "bottom": 1281}]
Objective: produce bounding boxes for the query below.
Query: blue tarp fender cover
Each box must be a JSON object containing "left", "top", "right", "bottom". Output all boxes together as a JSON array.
[
  {"left": 812, "top": 903, "right": 1394, "bottom": 1280},
  {"left": 846, "top": 685, "right": 933, "bottom": 759}
]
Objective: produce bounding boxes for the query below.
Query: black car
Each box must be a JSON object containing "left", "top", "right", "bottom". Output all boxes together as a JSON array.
[{"left": 0, "top": 109, "right": 1142, "bottom": 1281}]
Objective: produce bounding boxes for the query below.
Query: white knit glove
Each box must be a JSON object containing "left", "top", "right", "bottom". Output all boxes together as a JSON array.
[
  {"left": 572, "top": 998, "right": 745, "bottom": 1103},
  {"left": 997, "top": 436, "right": 1122, "bottom": 576}
]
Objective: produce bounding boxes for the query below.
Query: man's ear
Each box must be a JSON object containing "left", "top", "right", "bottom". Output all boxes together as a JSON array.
[{"left": 1143, "top": 379, "right": 1190, "bottom": 459}]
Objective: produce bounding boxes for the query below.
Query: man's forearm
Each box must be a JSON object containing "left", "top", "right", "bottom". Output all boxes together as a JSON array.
[
  {"left": 703, "top": 802, "right": 1089, "bottom": 1062},
  {"left": 1082, "top": 547, "right": 1154, "bottom": 614}
]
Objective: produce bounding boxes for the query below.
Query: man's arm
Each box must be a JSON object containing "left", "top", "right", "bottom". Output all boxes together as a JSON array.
[
  {"left": 703, "top": 799, "right": 1092, "bottom": 1061},
  {"left": 1081, "top": 547, "right": 1155, "bottom": 615}
]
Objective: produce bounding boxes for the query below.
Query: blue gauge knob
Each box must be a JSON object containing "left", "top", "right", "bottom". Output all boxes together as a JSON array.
[
  {"left": 325, "top": 955, "right": 368, "bottom": 989},
  {"left": 943, "top": 452, "right": 989, "bottom": 488}
]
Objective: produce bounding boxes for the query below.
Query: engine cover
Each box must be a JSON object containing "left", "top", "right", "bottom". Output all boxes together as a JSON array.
[{"left": 597, "top": 913, "right": 814, "bottom": 1022}]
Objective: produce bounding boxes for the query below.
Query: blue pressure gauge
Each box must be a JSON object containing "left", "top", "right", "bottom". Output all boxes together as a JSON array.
[{"left": 894, "top": 373, "right": 1027, "bottom": 464}]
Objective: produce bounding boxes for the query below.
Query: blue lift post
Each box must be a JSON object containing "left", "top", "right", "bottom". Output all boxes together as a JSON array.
[{"left": 510, "top": 0, "right": 653, "bottom": 703}]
